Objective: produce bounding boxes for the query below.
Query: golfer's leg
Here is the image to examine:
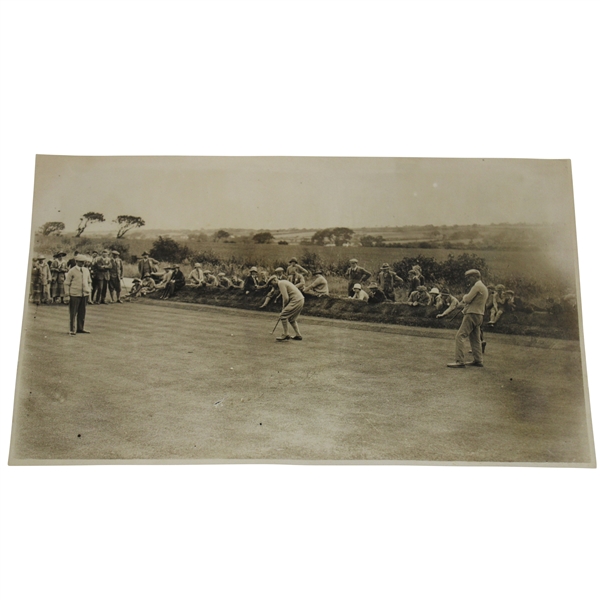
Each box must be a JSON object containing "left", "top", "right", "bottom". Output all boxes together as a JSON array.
[
  {"left": 68, "top": 297, "right": 78, "bottom": 333},
  {"left": 280, "top": 318, "right": 289, "bottom": 336},
  {"left": 290, "top": 319, "right": 301, "bottom": 337},
  {"left": 470, "top": 317, "right": 483, "bottom": 363},
  {"left": 455, "top": 316, "right": 471, "bottom": 364},
  {"left": 77, "top": 296, "right": 87, "bottom": 331}
]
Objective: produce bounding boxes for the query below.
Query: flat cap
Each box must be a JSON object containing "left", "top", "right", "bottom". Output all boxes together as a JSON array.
[
  {"left": 465, "top": 269, "right": 481, "bottom": 277},
  {"left": 349, "top": 258, "right": 358, "bottom": 263},
  {"left": 289, "top": 257, "right": 298, "bottom": 263},
  {"left": 194, "top": 263, "right": 202, "bottom": 268}
]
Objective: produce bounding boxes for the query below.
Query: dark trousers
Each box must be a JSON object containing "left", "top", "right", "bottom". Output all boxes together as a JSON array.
[
  {"left": 91, "top": 276, "right": 99, "bottom": 300},
  {"left": 96, "top": 278, "right": 109, "bottom": 303},
  {"left": 108, "top": 276, "right": 121, "bottom": 299},
  {"left": 69, "top": 295, "right": 88, "bottom": 333}
]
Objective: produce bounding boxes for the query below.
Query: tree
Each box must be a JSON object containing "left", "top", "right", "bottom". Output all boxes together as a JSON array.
[
  {"left": 39, "top": 221, "right": 65, "bottom": 236},
  {"left": 252, "top": 231, "right": 275, "bottom": 244},
  {"left": 213, "top": 229, "right": 231, "bottom": 241},
  {"left": 311, "top": 227, "right": 355, "bottom": 246},
  {"left": 149, "top": 236, "right": 191, "bottom": 263},
  {"left": 360, "top": 235, "right": 386, "bottom": 247},
  {"left": 75, "top": 212, "right": 105, "bottom": 237},
  {"left": 114, "top": 215, "right": 145, "bottom": 238}
]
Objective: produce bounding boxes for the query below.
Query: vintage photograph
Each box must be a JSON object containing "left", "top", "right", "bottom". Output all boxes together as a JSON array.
[{"left": 8, "top": 155, "right": 595, "bottom": 465}]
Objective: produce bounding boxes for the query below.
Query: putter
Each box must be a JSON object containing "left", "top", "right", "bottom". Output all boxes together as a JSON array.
[{"left": 271, "top": 317, "right": 281, "bottom": 334}]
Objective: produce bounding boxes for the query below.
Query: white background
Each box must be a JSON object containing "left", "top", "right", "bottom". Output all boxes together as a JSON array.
[{"left": 1, "top": 1, "right": 598, "bottom": 599}]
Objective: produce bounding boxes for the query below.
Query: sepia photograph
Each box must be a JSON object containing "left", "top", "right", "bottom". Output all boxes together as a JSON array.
[{"left": 8, "top": 155, "right": 595, "bottom": 466}]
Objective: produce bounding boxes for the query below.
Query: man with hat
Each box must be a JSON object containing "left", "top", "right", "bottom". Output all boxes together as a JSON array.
[
  {"left": 376, "top": 263, "right": 403, "bottom": 301},
  {"left": 30, "top": 257, "right": 43, "bottom": 305},
  {"left": 407, "top": 285, "right": 430, "bottom": 306},
  {"left": 345, "top": 259, "right": 371, "bottom": 297},
  {"left": 243, "top": 267, "right": 263, "bottom": 294},
  {"left": 267, "top": 276, "right": 305, "bottom": 342},
  {"left": 367, "top": 281, "right": 388, "bottom": 304},
  {"left": 286, "top": 257, "right": 308, "bottom": 279},
  {"left": 94, "top": 249, "right": 113, "bottom": 304},
  {"left": 64, "top": 254, "right": 92, "bottom": 335},
  {"left": 435, "top": 288, "right": 460, "bottom": 318},
  {"left": 188, "top": 263, "right": 205, "bottom": 288},
  {"left": 447, "top": 269, "right": 489, "bottom": 368},
  {"left": 428, "top": 287, "right": 443, "bottom": 310},
  {"left": 50, "top": 251, "right": 68, "bottom": 303},
  {"left": 259, "top": 267, "right": 286, "bottom": 308},
  {"left": 138, "top": 251, "right": 157, "bottom": 279},
  {"left": 160, "top": 264, "right": 186, "bottom": 299},
  {"left": 88, "top": 251, "right": 100, "bottom": 304},
  {"left": 351, "top": 283, "right": 369, "bottom": 302},
  {"left": 108, "top": 250, "right": 124, "bottom": 303},
  {"left": 304, "top": 269, "right": 329, "bottom": 297}
]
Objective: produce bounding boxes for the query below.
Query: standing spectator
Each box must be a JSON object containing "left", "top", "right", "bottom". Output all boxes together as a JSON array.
[
  {"left": 50, "top": 251, "right": 68, "bottom": 303},
  {"left": 304, "top": 269, "right": 329, "bottom": 297},
  {"left": 94, "top": 249, "right": 113, "bottom": 304},
  {"left": 108, "top": 250, "right": 124, "bottom": 303},
  {"left": 447, "top": 269, "right": 489, "bottom": 368},
  {"left": 64, "top": 254, "right": 92, "bottom": 335},
  {"left": 345, "top": 259, "right": 371, "bottom": 297},
  {"left": 30, "top": 258, "right": 43, "bottom": 305},
  {"left": 351, "top": 283, "right": 370, "bottom": 302},
  {"left": 377, "top": 263, "right": 403, "bottom": 301},
  {"left": 37, "top": 255, "right": 52, "bottom": 304},
  {"left": 286, "top": 257, "right": 308, "bottom": 279},
  {"left": 138, "top": 251, "right": 158, "bottom": 279},
  {"left": 89, "top": 251, "right": 100, "bottom": 304},
  {"left": 188, "top": 263, "right": 205, "bottom": 287}
]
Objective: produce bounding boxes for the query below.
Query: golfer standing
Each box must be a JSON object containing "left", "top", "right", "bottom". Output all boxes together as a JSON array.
[
  {"left": 447, "top": 269, "right": 488, "bottom": 368},
  {"left": 65, "top": 254, "right": 92, "bottom": 335},
  {"left": 268, "top": 276, "right": 305, "bottom": 341}
]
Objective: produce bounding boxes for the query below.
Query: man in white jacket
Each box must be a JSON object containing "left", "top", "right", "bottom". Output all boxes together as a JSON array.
[
  {"left": 65, "top": 254, "right": 92, "bottom": 336},
  {"left": 447, "top": 269, "right": 489, "bottom": 368}
]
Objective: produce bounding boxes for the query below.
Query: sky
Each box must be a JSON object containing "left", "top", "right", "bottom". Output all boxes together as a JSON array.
[{"left": 31, "top": 155, "right": 576, "bottom": 232}]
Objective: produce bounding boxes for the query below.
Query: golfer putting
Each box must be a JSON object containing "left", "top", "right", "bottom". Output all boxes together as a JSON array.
[{"left": 266, "top": 275, "right": 305, "bottom": 342}]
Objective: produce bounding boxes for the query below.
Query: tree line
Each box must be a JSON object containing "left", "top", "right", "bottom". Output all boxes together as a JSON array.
[{"left": 39, "top": 213, "right": 145, "bottom": 239}]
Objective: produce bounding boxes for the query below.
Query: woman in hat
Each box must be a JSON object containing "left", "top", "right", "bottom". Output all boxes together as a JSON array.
[
  {"left": 50, "top": 251, "right": 68, "bottom": 303},
  {"left": 351, "top": 283, "right": 369, "bottom": 302},
  {"left": 188, "top": 263, "right": 205, "bottom": 288},
  {"left": 243, "top": 267, "right": 262, "bottom": 293}
]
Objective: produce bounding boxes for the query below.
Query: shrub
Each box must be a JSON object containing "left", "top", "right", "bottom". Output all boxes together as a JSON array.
[{"left": 150, "top": 236, "right": 191, "bottom": 263}]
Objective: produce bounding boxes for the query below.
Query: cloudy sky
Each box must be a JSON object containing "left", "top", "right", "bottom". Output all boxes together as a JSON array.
[{"left": 32, "top": 155, "right": 575, "bottom": 232}]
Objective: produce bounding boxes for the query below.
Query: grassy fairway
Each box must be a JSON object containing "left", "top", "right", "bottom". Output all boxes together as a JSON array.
[{"left": 9, "top": 301, "right": 593, "bottom": 464}]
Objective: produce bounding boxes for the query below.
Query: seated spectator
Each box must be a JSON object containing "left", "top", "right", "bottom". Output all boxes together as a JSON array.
[
  {"left": 304, "top": 269, "right": 329, "bottom": 297},
  {"left": 289, "top": 271, "right": 306, "bottom": 291},
  {"left": 351, "top": 283, "right": 369, "bottom": 302},
  {"left": 243, "top": 267, "right": 263, "bottom": 294},
  {"left": 274, "top": 267, "right": 287, "bottom": 280},
  {"left": 154, "top": 267, "right": 174, "bottom": 290},
  {"left": 367, "top": 281, "right": 388, "bottom": 304},
  {"left": 140, "top": 275, "right": 156, "bottom": 295},
  {"left": 217, "top": 272, "right": 233, "bottom": 288},
  {"left": 230, "top": 275, "right": 244, "bottom": 289},
  {"left": 127, "top": 278, "right": 143, "bottom": 298},
  {"left": 188, "top": 263, "right": 205, "bottom": 287},
  {"left": 203, "top": 270, "right": 219, "bottom": 287},
  {"left": 407, "top": 285, "right": 430, "bottom": 306},
  {"left": 428, "top": 287, "right": 444, "bottom": 310},
  {"left": 435, "top": 288, "right": 460, "bottom": 318},
  {"left": 489, "top": 284, "right": 510, "bottom": 326},
  {"left": 160, "top": 264, "right": 186, "bottom": 299}
]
